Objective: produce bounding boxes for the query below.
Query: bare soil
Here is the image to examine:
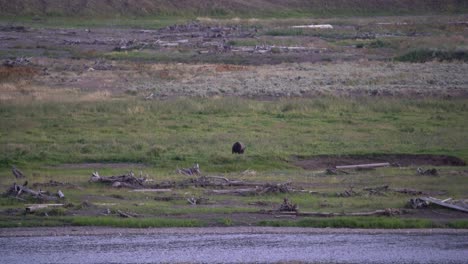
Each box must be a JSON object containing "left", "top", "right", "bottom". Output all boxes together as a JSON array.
[{"left": 294, "top": 154, "right": 466, "bottom": 170}]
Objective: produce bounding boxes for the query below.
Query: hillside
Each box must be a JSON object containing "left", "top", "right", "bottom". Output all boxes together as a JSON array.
[{"left": 0, "top": 0, "right": 467, "bottom": 17}]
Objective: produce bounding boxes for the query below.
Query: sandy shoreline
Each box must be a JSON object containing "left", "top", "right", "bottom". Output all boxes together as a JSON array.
[{"left": 1, "top": 226, "right": 467, "bottom": 237}]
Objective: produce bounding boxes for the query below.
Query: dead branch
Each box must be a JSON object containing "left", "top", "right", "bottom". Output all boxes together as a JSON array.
[
  {"left": 210, "top": 182, "right": 291, "bottom": 195},
  {"left": 177, "top": 163, "right": 201, "bottom": 176},
  {"left": 117, "top": 210, "right": 137, "bottom": 218},
  {"left": 363, "top": 185, "right": 389, "bottom": 195},
  {"left": 337, "top": 187, "right": 358, "bottom": 197},
  {"left": 391, "top": 188, "right": 426, "bottom": 195},
  {"left": 12, "top": 166, "right": 25, "bottom": 179},
  {"left": 417, "top": 168, "right": 438, "bottom": 176},
  {"left": 90, "top": 171, "right": 145, "bottom": 188},
  {"left": 326, "top": 168, "right": 349, "bottom": 175}
]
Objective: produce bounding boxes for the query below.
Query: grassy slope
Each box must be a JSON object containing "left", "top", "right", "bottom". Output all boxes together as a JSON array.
[{"left": 0, "top": 0, "right": 466, "bottom": 18}]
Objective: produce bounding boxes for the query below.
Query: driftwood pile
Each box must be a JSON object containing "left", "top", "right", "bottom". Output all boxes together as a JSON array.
[{"left": 90, "top": 171, "right": 146, "bottom": 188}]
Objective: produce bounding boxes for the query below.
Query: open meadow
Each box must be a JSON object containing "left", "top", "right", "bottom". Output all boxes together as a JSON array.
[{"left": 0, "top": 1, "right": 467, "bottom": 228}]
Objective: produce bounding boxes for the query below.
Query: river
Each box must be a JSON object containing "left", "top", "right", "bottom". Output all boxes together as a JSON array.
[{"left": 0, "top": 227, "right": 467, "bottom": 263}]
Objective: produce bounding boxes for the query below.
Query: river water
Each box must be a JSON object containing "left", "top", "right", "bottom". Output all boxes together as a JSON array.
[{"left": 0, "top": 230, "right": 467, "bottom": 263}]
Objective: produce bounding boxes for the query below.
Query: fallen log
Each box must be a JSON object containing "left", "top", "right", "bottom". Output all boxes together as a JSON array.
[
  {"left": 25, "top": 204, "right": 64, "bottom": 213},
  {"left": 12, "top": 166, "right": 25, "bottom": 179},
  {"left": 6, "top": 182, "right": 59, "bottom": 201},
  {"left": 363, "top": 185, "right": 389, "bottom": 195},
  {"left": 417, "top": 197, "right": 468, "bottom": 213},
  {"left": 117, "top": 210, "right": 135, "bottom": 218},
  {"left": 273, "top": 208, "right": 401, "bottom": 217},
  {"left": 336, "top": 163, "right": 390, "bottom": 169},
  {"left": 210, "top": 183, "right": 291, "bottom": 195}
]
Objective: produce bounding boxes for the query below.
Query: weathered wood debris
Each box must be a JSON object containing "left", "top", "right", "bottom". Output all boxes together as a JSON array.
[
  {"left": 417, "top": 167, "right": 438, "bottom": 176},
  {"left": 210, "top": 182, "right": 292, "bottom": 195},
  {"left": 293, "top": 208, "right": 401, "bottom": 217},
  {"left": 177, "top": 163, "right": 201, "bottom": 176},
  {"left": 409, "top": 197, "right": 468, "bottom": 213},
  {"left": 269, "top": 198, "right": 401, "bottom": 217},
  {"left": 278, "top": 198, "right": 298, "bottom": 212},
  {"left": 5, "top": 181, "right": 64, "bottom": 202},
  {"left": 89, "top": 171, "right": 146, "bottom": 188},
  {"left": 12, "top": 166, "right": 26, "bottom": 179}
]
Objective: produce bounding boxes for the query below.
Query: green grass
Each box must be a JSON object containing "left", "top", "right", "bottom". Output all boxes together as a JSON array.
[
  {"left": 1, "top": 97, "right": 467, "bottom": 170},
  {"left": 258, "top": 217, "right": 447, "bottom": 229}
]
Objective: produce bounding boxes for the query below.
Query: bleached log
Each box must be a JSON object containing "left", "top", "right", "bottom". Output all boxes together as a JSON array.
[
  {"left": 419, "top": 197, "right": 468, "bottom": 213},
  {"left": 57, "top": 190, "right": 65, "bottom": 198},
  {"left": 336, "top": 163, "right": 390, "bottom": 169},
  {"left": 8, "top": 182, "right": 58, "bottom": 201},
  {"left": 25, "top": 204, "right": 64, "bottom": 213}
]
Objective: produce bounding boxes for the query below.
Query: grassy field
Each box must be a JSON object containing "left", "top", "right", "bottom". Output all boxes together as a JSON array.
[
  {"left": 1, "top": 97, "right": 467, "bottom": 170},
  {"left": 0, "top": 4, "right": 467, "bottom": 228},
  {"left": 0, "top": 96, "right": 467, "bottom": 228}
]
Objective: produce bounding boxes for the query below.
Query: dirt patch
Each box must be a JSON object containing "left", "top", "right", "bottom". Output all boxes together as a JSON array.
[
  {"left": 0, "top": 66, "right": 40, "bottom": 81},
  {"left": 294, "top": 154, "right": 466, "bottom": 170}
]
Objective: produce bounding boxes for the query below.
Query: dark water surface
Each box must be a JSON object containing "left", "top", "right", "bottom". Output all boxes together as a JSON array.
[{"left": 0, "top": 232, "right": 467, "bottom": 263}]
